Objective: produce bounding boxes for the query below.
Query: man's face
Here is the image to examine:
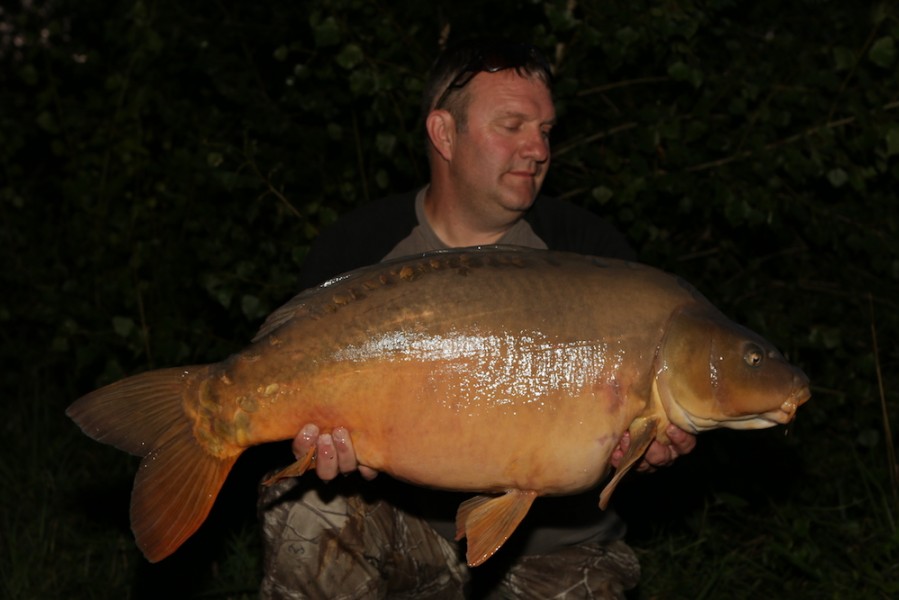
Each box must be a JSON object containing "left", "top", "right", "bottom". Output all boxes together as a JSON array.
[{"left": 449, "top": 70, "right": 555, "bottom": 221}]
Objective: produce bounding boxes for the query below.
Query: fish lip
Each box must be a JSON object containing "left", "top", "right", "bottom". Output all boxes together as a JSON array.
[
  {"left": 761, "top": 408, "right": 794, "bottom": 425},
  {"left": 762, "top": 386, "right": 811, "bottom": 424}
]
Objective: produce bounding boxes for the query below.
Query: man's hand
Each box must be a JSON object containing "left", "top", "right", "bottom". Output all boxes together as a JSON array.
[
  {"left": 292, "top": 424, "right": 379, "bottom": 481},
  {"left": 609, "top": 424, "right": 696, "bottom": 473}
]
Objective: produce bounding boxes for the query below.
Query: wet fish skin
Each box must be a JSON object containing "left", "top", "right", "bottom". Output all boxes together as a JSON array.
[{"left": 66, "top": 246, "right": 810, "bottom": 566}]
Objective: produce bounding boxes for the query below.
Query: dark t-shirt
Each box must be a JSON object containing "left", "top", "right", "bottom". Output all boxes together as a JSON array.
[{"left": 298, "top": 189, "right": 636, "bottom": 289}]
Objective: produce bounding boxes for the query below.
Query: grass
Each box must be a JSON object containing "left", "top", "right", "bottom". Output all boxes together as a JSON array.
[
  {"left": 622, "top": 397, "right": 899, "bottom": 598},
  {"left": 630, "top": 454, "right": 899, "bottom": 598},
  {"left": 1, "top": 378, "right": 136, "bottom": 599}
]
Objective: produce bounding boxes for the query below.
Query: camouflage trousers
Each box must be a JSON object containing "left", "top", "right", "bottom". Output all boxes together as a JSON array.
[{"left": 258, "top": 477, "right": 640, "bottom": 599}]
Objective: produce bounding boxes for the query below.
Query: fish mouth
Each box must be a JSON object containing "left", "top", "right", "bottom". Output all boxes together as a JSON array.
[{"left": 761, "top": 385, "right": 811, "bottom": 425}]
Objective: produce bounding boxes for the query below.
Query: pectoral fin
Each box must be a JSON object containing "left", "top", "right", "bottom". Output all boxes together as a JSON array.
[
  {"left": 455, "top": 490, "right": 537, "bottom": 567},
  {"left": 261, "top": 446, "right": 316, "bottom": 486},
  {"left": 598, "top": 416, "right": 661, "bottom": 509}
]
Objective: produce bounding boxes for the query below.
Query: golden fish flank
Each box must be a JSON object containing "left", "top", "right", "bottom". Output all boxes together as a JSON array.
[
  {"left": 333, "top": 329, "right": 625, "bottom": 412},
  {"left": 66, "top": 246, "right": 810, "bottom": 567}
]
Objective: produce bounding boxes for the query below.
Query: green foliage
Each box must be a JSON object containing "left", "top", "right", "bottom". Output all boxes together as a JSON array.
[{"left": 2, "top": 0, "right": 897, "bottom": 597}]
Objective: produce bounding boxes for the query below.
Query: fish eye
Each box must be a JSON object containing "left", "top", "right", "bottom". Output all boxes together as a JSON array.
[{"left": 744, "top": 344, "right": 764, "bottom": 368}]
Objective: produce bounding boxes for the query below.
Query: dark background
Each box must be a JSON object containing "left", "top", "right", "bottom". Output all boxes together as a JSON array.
[{"left": 2, "top": 0, "right": 897, "bottom": 598}]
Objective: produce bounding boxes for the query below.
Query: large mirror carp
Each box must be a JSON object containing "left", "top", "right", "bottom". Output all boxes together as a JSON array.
[{"left": 67, "top": 246, "right": 811, "bottom": 566}]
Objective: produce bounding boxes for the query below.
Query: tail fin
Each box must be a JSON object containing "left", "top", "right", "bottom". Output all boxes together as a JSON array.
[{"left": 66, "top": 366, "right": 240, "bottom": 562}]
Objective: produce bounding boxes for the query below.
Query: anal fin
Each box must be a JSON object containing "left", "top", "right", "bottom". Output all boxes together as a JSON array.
[{"left": 455, "top": 490, "right": 537, "bottom": 567}]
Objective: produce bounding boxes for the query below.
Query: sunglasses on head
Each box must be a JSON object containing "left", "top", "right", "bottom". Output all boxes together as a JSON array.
[{"left": 433, "top": 42, "right": 553, "bottom": 110}]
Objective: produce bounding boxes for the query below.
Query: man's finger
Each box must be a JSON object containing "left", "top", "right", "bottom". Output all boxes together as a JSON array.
[
  {"left": 292, "top": 423, "right": 319, "bottom": 459},
  {"left": 332, "top": 427, "right": 358, "bottom": 474},
  {"left": 315, "top": 433, "right": 339, "bottom": 480}
]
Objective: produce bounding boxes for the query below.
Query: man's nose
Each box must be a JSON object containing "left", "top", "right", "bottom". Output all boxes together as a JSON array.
[{"left": 520, "top": 129, "right": 550, "bottom": 162}]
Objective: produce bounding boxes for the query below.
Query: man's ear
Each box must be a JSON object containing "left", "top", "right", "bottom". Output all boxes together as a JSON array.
[{"left": 425, "top": 110, "right": 455, "bottom": 161}]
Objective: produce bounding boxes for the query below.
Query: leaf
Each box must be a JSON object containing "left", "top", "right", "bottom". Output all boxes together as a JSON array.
[
  {"left": 375, "top": 169, "right": 389, "bottom": 189},
  {"left": 667, "top": 61, "right": 703, "bottom": 88},
  {"left": 335, "top": 44, "right": 363, "bottom": 70},
  {"left": 206, "top": 152, "right": 223, "bottom": 168},
  {"left": 312, "top": 15, "right": 341, "bottom": 48},
  {"left": 667, "top": 60, "right": 691, "bottom": 81},
  {"left": 241, "top": 295, "right": 263, "bottom": 320},
  {"left": 886, "top": 127, "right": 899, "bottom": 157},
  {"left": 19, "top": 64, "right": 39, "bottom": 85},
  {"left": 832, "top": 46, "right": 855, "bottom": 72},
  {"left": 868, "top": 36, "right": 895, "bottom": 68},
  {"left": 112, "top": 316, "right": 135, "bottom": 338},
  {"left": 327, "top": 123, "right": 343, "bottom": 141},
  {"left": 615, "top": 26, "right": 640, "bottom": 47},
  {"left": 856, "top": 428, "right": 880, "bottom": 448},
  {"left": 591, "top": 185, "right": 614, "bottom": 205},
  {"left": 827, "top": 168, "right": 848, "bottom": 188},
  {"left": 375, "top": 132, "right": 396, "bottom": 156},
  {"left": 35, "top": 111, "right": 58, "bottom": 134}
]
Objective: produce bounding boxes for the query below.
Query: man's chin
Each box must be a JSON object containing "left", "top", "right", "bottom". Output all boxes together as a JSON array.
[{"left": 501, "top": 185, "right": 541, "bottom": 211}]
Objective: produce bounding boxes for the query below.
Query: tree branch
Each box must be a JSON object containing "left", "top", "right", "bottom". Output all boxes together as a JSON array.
[{"left": 684, "top": 100, "right": 899, "bottom": 173}]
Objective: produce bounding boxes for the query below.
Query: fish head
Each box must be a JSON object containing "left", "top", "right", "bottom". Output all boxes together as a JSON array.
[{"left": 655, "top": 305, "right": 811, "bottom": 433}]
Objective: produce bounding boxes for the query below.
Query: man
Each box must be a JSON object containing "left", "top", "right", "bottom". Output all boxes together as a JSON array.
[{"left": 259, "top": 39, "right": 695, "bottom": 599}]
